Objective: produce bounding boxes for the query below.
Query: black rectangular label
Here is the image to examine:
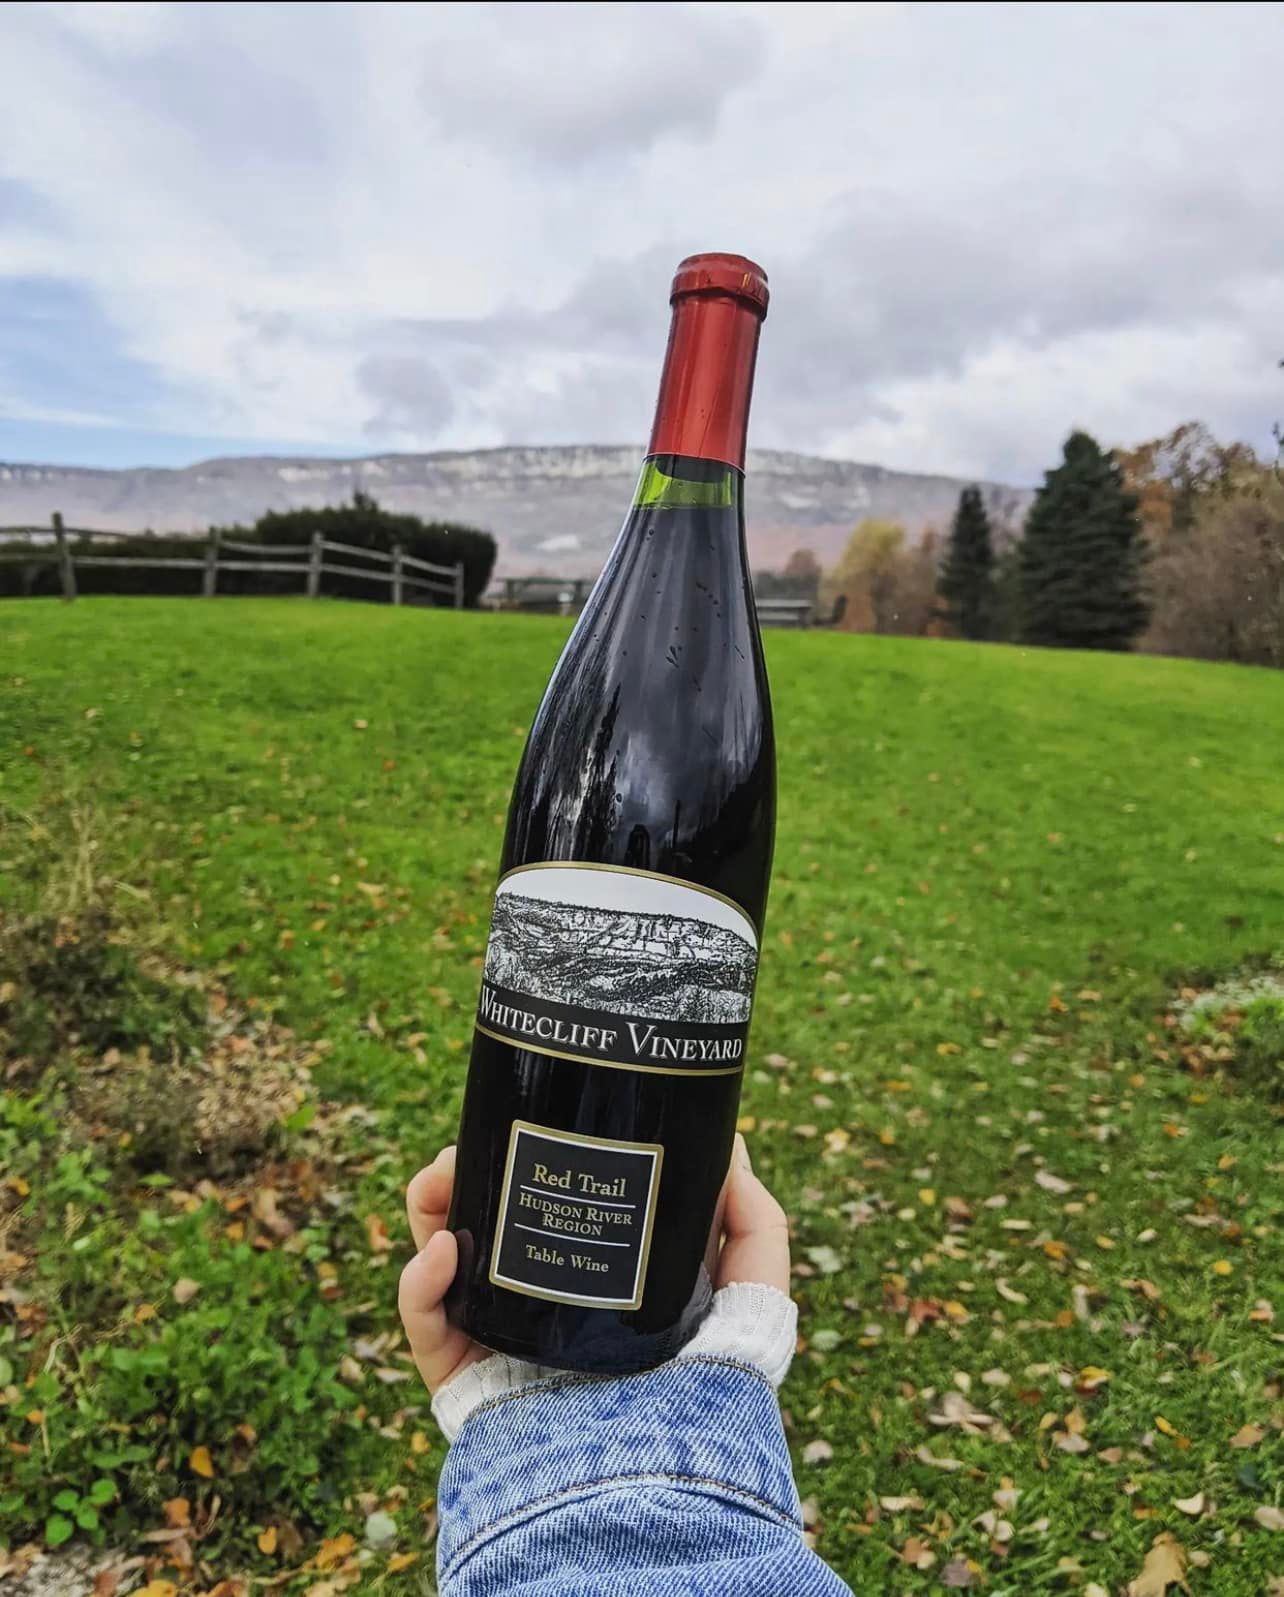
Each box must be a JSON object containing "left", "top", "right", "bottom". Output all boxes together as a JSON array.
[{"left": 489, "top": 1120, "right": 663, "bottom": 1308}]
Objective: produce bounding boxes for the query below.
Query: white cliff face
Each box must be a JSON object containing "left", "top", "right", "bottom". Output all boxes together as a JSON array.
[{"left": 0, "top": 445, "right": 1029, "bottom": 574}]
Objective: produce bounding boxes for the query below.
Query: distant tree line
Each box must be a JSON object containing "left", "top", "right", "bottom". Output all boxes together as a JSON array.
[
  {"left": 797, "top": 420, "right": 1283, "bottom": 666},
  {"left": 0, "top": 493, "right": 498, "bottom": 607}
]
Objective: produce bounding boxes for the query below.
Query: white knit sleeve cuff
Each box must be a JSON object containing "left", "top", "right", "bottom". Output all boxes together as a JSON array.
[
  {"left": 430, "top": 1283, "right": 798, "bottom": 1441},
  {"left": 676, "top": 1281, "right": 798, "bottom": 1389},
  {"left": 431, "top": 1352, "right": 561, "bottom": 1443}
]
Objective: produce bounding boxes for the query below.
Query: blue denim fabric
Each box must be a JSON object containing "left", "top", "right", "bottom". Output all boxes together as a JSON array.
[{"left": 437, "top": 1355, "right": 853, "bottom": 1595}]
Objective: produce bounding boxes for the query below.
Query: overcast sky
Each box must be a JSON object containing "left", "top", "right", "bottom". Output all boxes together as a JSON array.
[{"left": 2, "top": 1, "right": 1281, "bottom": 483}]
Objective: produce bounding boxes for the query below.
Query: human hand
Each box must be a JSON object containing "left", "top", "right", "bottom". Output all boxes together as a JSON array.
[{"left": 398, "top": 1133, "right": 790, "bottom": 1395}]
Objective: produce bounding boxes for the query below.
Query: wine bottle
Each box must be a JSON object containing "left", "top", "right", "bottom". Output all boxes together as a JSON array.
[{"left": 445, "top": 252, "right": 775, "bottom": 1373}]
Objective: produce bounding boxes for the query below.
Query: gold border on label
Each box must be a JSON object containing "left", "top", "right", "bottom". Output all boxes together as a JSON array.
[
  {"left": 488, "top": 1119, "right": 665, "bottom": 1311},
  {"left": 474, "top": 1021, "right": 744, "bottom": 1078},
  {"left": 495, "top": 859, "right": 760, "bottom": 949}
]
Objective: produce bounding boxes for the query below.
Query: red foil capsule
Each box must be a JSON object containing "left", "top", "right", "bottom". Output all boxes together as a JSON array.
[{"left": 647, "top": 252, "right": 769, "bottom": 472}]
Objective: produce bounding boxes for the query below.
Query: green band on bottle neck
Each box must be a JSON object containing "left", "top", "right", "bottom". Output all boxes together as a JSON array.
[{"left": 634, "top": 458, "right": 735, "bottom": 508}]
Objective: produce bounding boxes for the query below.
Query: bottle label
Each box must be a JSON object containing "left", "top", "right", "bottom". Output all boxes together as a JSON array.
[
  {"left": 474, "top": 863, "right": 759, "bottom": 1077},
  {"left": 490, "top": 1120, "right": 663, "bottom": 1308}
]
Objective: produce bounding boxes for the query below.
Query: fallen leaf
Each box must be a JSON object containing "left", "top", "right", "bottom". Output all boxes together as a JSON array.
[
  {"left": 1126, "top": 1531, "right": 1190, "bottom": 1597},
  {"left": 386, "top": 1553, "right": 419, "bottom": 1573},
  {"left": 130, "top": 1585, "right": 178, "bottom": 1597},
  {"left": 900, "top": 1536, "right": 936, "bottom": 1569},
  {"left": 996, "top": 1278, "right": 1028, "bottom": 1304},
  {"left": 410, "top": 1430, "right": 430, "bottom": 1455},
  {"left": 257, "top": 1525, "right": 278, "bottom": 1555},
  {"left": 930, "top": 1390, "right": 997, "bottom": 1432},
  {"left": 1255, "top": 1506, "right": 1284, "bottom": 1531},
  {"left": 365, "top": 1511, "right": 398, "bottom": 1548},
  {"left": 1229, "top": 1423, "right": 1265, "bottom": 1448},
  {"left": 92, "top": 1571, "right": 122, "bottom": 1597},
  {"left": 1054, "top": 1429, "right": 1091, "bottom": 1453},
  {"left": 1212, "top": 1259, "right": 1233, "bottom": 1276},
  {"left": 1035, "top": 1170, "right": 1072, "bottom": 1195},
  {"left": 915, "top": 1444, "right": 964, "bottom": 1471},
  {"left": 172, "top": 1278, "right": 200, "bottom": 1305},
  {"left": 1172, "top": 1492, "right": 1204, "bottom": 1516},
  {"left": 188, "top": 1446, "right": 214, "bottom": 1479},
  {"left": 802, "top": 1439, "right": 834, "bottom": 1465},
  {"left": 879, "top": 1494, "right": 924, "bottom": 1512},
  {"left": 805, "top": 1245, "right": 842, "bottom": 1276},
  {"left": 941, "top": 1558, "right": 977, "bottom": 1587},
  {"left": 314, "top": 1533, "right": 356, "bottom": 1570},
  {"left": 1084, "top": 1585, "right": 1110, "bottom": 1597},
  {"left": 974, "top": 1509, "right": 1013, "bottom": 1542},
  {"left": 162, "top": 1498, "right": 191, "bottom": 1528},
  {"left": 365, "top": 1215, "right": 392, "bottom": 1254}
]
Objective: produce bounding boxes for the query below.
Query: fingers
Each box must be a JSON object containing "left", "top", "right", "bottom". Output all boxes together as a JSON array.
[
  {"left": 398, "top": 1227, "right": 482, "bottom": 1392},
  {"left": 716, "top": 1134, "right": 791, "bottom": 1293},
  {"left": 406, "top": 1144, "right": 457, "bottom": 1252}
]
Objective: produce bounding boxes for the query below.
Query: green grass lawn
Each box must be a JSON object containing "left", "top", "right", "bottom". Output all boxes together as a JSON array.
[{"left": 2, "top": 598, "right": 1282, "bottom": 1594}]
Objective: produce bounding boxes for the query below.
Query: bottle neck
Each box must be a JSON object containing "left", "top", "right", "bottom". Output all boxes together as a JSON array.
[
  {"left": 647, "top": 292, "right": 763, "bottom": 472},
  {"left": 633, "top": 454, "right": 741, "bottom": 510}
]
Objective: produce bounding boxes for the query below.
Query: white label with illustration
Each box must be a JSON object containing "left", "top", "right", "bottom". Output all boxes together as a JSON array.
[{"left": 474, "top": 863, "right": 760, "bottom": 1076}]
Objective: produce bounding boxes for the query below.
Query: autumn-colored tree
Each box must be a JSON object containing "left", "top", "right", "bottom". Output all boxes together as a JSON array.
[
  {"left": 1143, "top": 462, "right": 1283, "bottom": 666},
  {"left": 823, "top": 520, "right": 939, "bottom": 636},
  {"left": 1021, "top": 431, "right": 1150, "bottom": 651},
  {"left": 782, "top": 548, "right": 822, "bottom": 596},
  {"left": 1116, "top": 421, "right": 1258, "bottom": 543},
  {"left": 937, "top": 485, "right": 996, "bottom": 640}
]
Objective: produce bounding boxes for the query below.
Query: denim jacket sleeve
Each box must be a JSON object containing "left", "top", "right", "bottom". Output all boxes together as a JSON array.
[{"left": 435, "top": 1354, "right": 854, "bottom": 1596}]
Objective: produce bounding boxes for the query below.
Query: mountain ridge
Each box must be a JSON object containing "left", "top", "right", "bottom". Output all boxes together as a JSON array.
[{"left": 0, "top": 445, "right": 1029, "bottom": 574}]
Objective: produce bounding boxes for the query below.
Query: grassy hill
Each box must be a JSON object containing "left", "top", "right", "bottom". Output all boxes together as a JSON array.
[{"left": 2, "top": 599, "right": 1281, "bottom": 1593}]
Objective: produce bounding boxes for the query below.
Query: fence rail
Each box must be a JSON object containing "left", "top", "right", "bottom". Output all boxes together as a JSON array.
[{"left": 0, "top": 515, "right": 465, "bottom": 608}]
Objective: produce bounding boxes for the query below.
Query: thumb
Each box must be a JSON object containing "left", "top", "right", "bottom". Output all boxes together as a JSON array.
[
  {"left": 398, "top": 1229, "right": 484, "bottom": 1393},
  {"left": 716, "top": 1134, "right": 791, "bottom": 1293}
]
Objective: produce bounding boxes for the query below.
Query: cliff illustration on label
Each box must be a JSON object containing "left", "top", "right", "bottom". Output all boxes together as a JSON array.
[{"left": 475, "top": 863, "right": 760, "bottom": 1076}]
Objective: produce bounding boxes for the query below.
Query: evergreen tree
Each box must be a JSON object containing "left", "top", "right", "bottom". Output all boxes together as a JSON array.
[
  {"left": 1020, "top": 430, "right": 1150, "bottom": 650},
  {"left": 937, "top": 485, "right": 996, "bottom": 639}
]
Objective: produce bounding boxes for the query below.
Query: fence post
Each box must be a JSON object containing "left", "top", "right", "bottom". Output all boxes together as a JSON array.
[
  {"left": 453, "top": 560, "right": 465, "bottom": 610},
  {"left": 391, "top": 543, "right": 404, "bottom": 607},
  {"left": 307, "top": 530, "right": 322, "bottom": 598},
  {"left": 202, "top": 530, "right": 220, "bottom": 597},
  {"left": 52, "top": 511, "right": 76, "bottom": 602}
]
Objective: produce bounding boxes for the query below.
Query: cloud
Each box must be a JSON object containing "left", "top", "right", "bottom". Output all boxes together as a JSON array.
[
  {"left": 356, "top": 353, "right": 455, "bottom": 438},
  {"left": 0, "top": 1, "right": 1281, "bottom": 478},
  {"left": 420, "top": 3, "right": 764, "bottom": 163}
]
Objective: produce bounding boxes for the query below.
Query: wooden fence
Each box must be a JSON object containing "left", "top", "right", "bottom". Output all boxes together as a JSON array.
[
  {"left": 0, "top": 514, "right": 465, "bottom": 607},
  {"left": 485, "top": 574, "right": 828, "bottom": 627}
]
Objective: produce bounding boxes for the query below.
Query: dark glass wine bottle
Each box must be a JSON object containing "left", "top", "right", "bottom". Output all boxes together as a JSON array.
[{"left": 445, "top": 252, "right": 775, "bottom": 1373}]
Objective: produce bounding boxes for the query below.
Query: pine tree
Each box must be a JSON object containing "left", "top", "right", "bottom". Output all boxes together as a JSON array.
[
  {"left": 1020, "top": 431, "right": 1150, "bottom": 650},
  {"left": 937, "top": 485, "right": 996, "bottom": 639}
]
